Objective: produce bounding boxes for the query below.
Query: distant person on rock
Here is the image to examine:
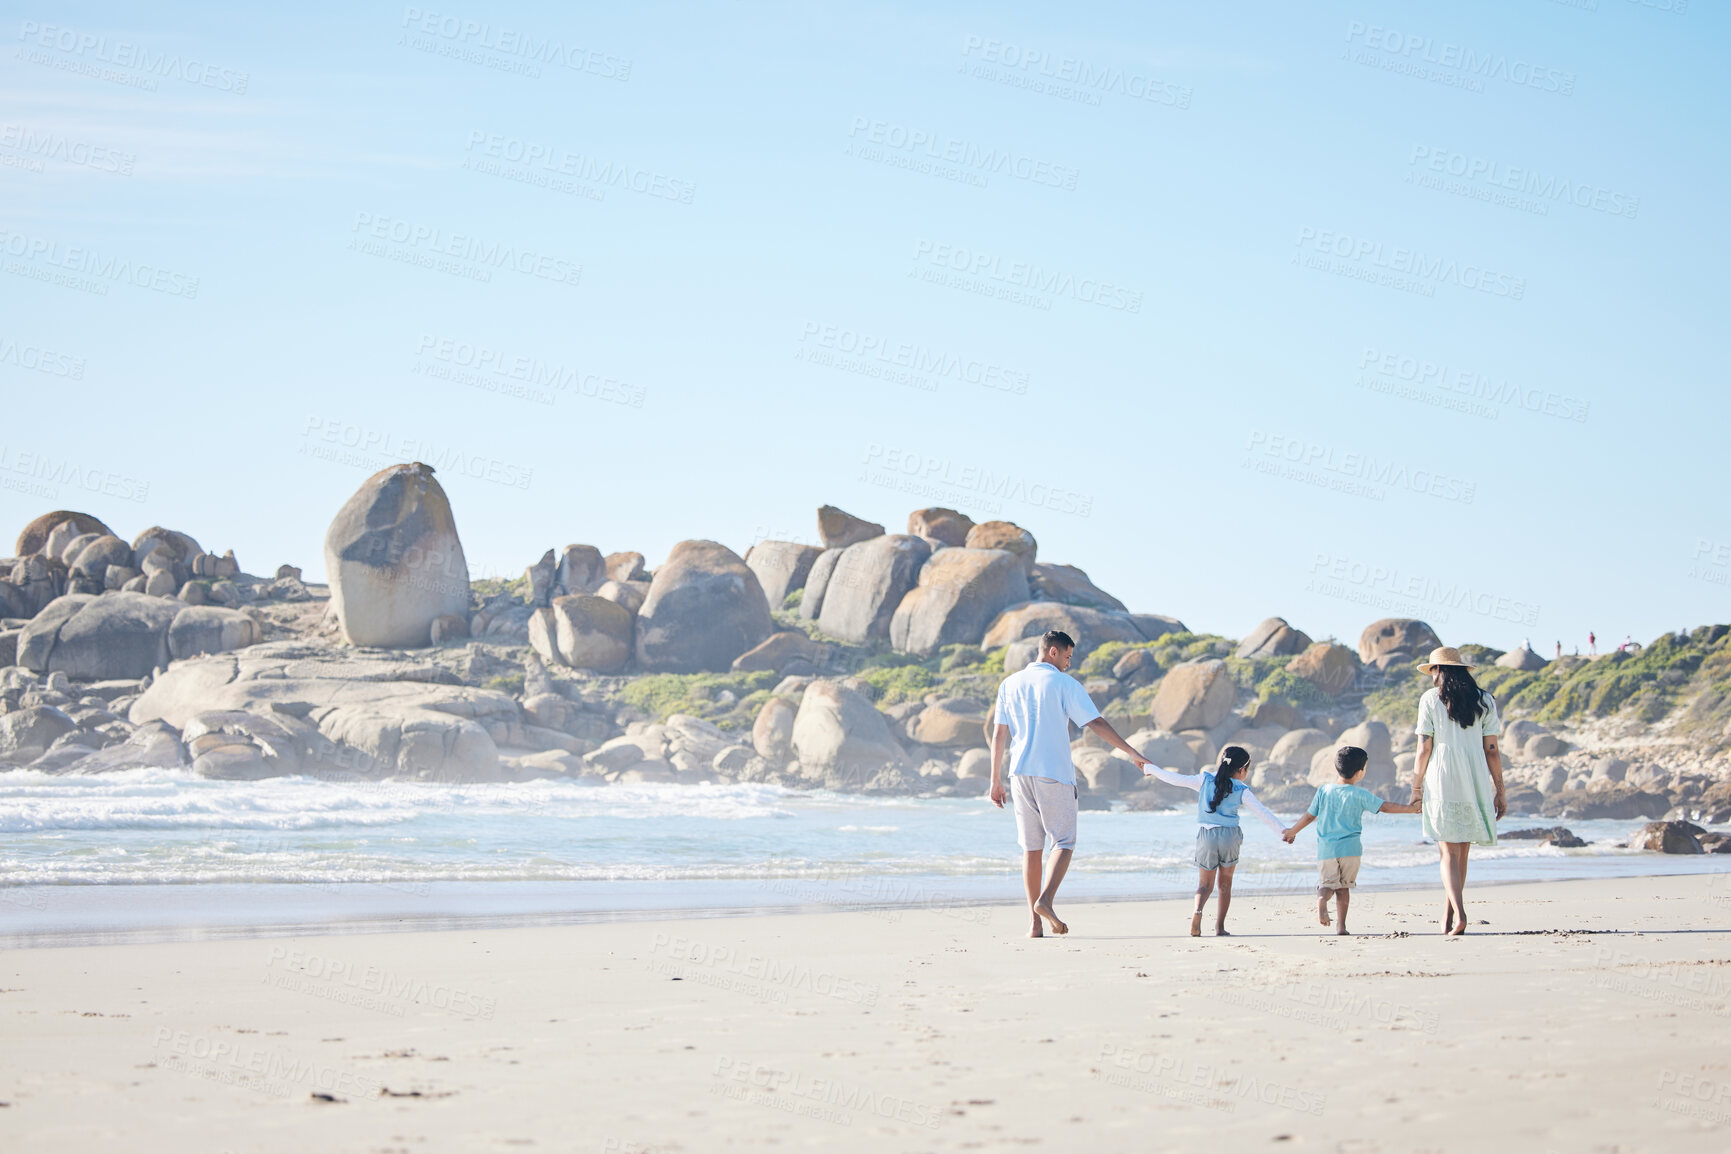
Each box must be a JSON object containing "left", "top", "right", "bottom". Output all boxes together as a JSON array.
[
  {"left": 1555, "top": 641, "right": 1562, "bottom": 661},
  {"left": 1589, "top": 631, "right": 1597, "bottom": 655},
  {"left": 1409, "top": 647, "right": 1506, "bottom": 936},
  {"left": 989, "top": 630, "right": 1149, "bottom": 938}
]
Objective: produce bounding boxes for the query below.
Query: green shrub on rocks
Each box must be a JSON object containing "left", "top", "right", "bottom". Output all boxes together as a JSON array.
[{"left": 620, "top": 670, "right": 781, "bottom": 730}]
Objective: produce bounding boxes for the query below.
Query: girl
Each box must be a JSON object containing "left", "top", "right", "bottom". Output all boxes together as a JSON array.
[{"left": 1144, "top": 746, "right": 1287, "bottom": 937}]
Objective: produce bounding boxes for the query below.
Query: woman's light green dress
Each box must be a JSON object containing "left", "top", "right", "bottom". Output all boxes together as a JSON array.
[{"left": 1415, "top": 687, "right": 1501, "bottom": 845}]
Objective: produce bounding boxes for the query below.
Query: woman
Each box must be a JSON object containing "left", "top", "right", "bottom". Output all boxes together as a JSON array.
[{"left": 1409, "top": 646, "right": 1506, "bottom": 936}]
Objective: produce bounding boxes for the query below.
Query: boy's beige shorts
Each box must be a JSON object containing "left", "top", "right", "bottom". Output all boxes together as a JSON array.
[{"left": 1318, "top": 856, "right": 1362, "bottom": 890}]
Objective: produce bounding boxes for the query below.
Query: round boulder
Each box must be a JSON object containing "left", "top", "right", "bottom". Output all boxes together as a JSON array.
[
  {"left": 890, "top": 547, "right": 1030, "bottom": 656},
  {"left": 1496, "top": 645, "right": 1548, "bottom": 671},
  {"left": 1236, "top": 617, "right": 1313, "bottom": 660},
  {"left": 1150, "top": 659, "right": 1236, "bottom": 732},
  {"left": 547, "top": 595, "right": 634, "bottom": 672},
  {"left": 16, "top": 511, "right": 113, "bottom": 557},
  {"left": 325, "top": 462, "right": 470, "bottom": 648},
  {"left": 1028, "top": 563, "right": 1126, "bottom": 612},
  {"left": 790, "top": 679, "right": 906, "bottom": 789},
  {"left": 634, "top": 540, "right": 773, "bottom": 673},
  {"left": 817, "top": 505, "right": 884, "bottom": 549},
  {"left": 1289, "top": 642, "right": 1361, "bottom": 696},
  {"left": 964, "top": 521, "right": 1036, "bottom": 576},
  {"left": 744, "top": 541, "right": 824, "bottom": 607},
  {"left": 1359, "top": 618, "right": 1442, "bottom": 665},
  {"left": 816, "top": 535, "right": 930, "bottom": 645},
  {"left": 906, "top": 507, "right": 975, "bottom": 547}
]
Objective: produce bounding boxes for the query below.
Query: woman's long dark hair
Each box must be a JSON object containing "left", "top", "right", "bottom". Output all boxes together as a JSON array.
[
  {"left": 1436, "top": 665, "right": 1487, "bottom": 729},
  {"left": 1208, "top": 746, "right": 1250, "bottom": 812}
]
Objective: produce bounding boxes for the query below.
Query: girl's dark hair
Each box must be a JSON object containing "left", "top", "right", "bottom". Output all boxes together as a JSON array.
[
  {"left": 1437, "top": 665, "right": 1487, "bottom": 729},
  {"left": 1208, "top": 746, "right": 1250, "bottom": 812}
]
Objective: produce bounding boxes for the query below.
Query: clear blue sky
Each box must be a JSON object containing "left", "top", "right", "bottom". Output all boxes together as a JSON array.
[{"left": 3, "top": 0, "right": 1724, "bottom": 653}]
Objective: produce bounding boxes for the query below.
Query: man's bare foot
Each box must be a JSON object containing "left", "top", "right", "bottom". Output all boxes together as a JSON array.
[
  {"left": 1318, "top": 897, "right": 1332, "bottom": 927},
  {"left": 1189, "top": 912, "right": 1202, "bottom": 937},
  {"left": 1215, "top": 926, "right": 1231, "bottom": 936},
  {"left": 1033, "top": 901, "right": 1068, "bottom": 935}
]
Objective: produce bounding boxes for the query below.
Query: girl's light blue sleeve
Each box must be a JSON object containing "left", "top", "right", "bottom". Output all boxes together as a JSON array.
[{"left": 1144, "top": 765, "right": 1202, "bottom": 791}]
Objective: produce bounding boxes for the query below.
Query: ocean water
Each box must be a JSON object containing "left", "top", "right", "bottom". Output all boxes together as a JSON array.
[{"left": 2, "top": 769, "right": 1727, "bottom": 941}]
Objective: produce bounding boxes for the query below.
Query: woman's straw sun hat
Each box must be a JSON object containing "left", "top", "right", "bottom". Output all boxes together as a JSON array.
[{"left": 1418, "top": 646, "right": 1474, "bottom": 672}]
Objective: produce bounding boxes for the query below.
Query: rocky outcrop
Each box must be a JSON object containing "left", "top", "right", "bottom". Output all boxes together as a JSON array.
[
  {"left": 634, "top": 540, "right": 773, "bottom": 673},
  {"left": 790, "top": 679, "right": 905, "bottom": 787},
  {"left": 605, "top": 552, "right": 646, "bottom": 583},
  {"left": 744, "top": 541, "right": 823, "bottom": 608},
  {"left": 982, "top": 602, "right": 1142, "bottom": 661},
  {"left": 16, "top": 511, "right": 113, "bottom": 557},
  {"left": 1289, "top": 642, "right": 1361, "bottom": 696},
  {"left": 1496, "top": 645, "right": 1548, "bottom": 671},
  {"left": 1151, "top": 659, "right": 1236, "bottom": 732},
  {"left": 964, "top": 521, "right": 1036, "bottom": 576},
  {"left": 1358, "top": 618, "right": 1442, "bottom": 665},
  {"left": 1628, "top": 820, "right": 1703, "bottom": 854},
  {"left": 817, "top": 505, "right": 884, "bottom": 549},
  {"left": 889, "top": 548, "right": 1029, "bottom": 656},
  {"left": 798, "top": 549, "right": 844, "bottom": 621},
  {"left": 816, "top": 535, "right": 930, "bottom": 644},
  {"left": 325, "top": 462, "right": 470, "bottom": 648},
  {"left": 1236, "top": 617, "right": 1312, "bottom": 659},
  {"left": 17, "top": 593, "right": 259, "bottom": 679},
  {"left": 1028, "top": 563, "right": 1126, "bottom": 612},
  {"left": 906, "top": 507, "right": 974, "bottom": 547}
]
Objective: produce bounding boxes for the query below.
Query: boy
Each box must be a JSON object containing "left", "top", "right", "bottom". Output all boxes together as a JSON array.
[{"left": 1282, "top": 746, "right": 1419, "bottom": 935}]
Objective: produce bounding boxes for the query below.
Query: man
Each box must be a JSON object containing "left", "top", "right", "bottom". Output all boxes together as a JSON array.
[{"left": 989, "top": 630, "right": 1150, "bottom": 938}]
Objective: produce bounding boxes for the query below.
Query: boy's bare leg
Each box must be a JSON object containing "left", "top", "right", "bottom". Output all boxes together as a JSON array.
[
  {"left": 1214, "top": 865, "right": 1235, "bottom": 935},
  {"left": 1335, "top": 887, "right": 1351, "bottom": 935},
  {"left": 1033, "top": 848, "right": 1071, "bottom": 935},
  {"left": 1023, "top": 850, "right": 1045, "bottom": 938},
  {"left": 1318, "top": 886, "right": 1332, "bottom": 926},
  {"left": 1192, "top": 869, "right": 1214, "bottom": 936}
]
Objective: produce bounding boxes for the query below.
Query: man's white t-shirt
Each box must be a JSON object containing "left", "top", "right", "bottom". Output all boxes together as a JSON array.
[{"left": 992, "top": 661, "right": 1101, "bottom": 787}]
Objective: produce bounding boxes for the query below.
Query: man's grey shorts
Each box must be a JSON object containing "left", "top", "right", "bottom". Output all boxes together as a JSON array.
[
  {"left": 1012, "top": 775, "right": 1078, "bottom": 851},
  {"left": 1194, "top": 825, "right": 1244, "bottom": 870}
]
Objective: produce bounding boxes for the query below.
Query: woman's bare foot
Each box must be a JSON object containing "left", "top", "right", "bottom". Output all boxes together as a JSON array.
[
  {"left": 1033, "top": 901, "right": 1068, "bottom": 935},
  {"left": 1215, "top": 926, "right": 1231, "bottom": 937},
  {"left": 1448, "top": 912, "right": 1467, "bottom": 937},
  {"left": 1442, "top": 905, "right": 1454, "bottom": 935},
  {"left": 1027, "top": 916, "right": 1043, "bottom": 939},
  {"left": 1335, "top": 926, "right": 1351, "bottom": 936},
  {"left": 1318, "top": 896, "right": 1332, "bottom": 927},
  {"left": 1189, "top": 912, "right": 1202, "bottom": 937}
]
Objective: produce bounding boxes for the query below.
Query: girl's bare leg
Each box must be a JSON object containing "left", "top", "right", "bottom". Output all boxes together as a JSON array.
[
  {"left": 1192, "top": 869, "right": 1214, "bottom": 937},
  {"left": 1214, "top": 865, "right": 1235, "bottom": 935}
]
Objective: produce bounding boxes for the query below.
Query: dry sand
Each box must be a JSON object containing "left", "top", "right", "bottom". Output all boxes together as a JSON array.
[{"left": 3, "top": 873, "right": 1730, "bottom": 1152}]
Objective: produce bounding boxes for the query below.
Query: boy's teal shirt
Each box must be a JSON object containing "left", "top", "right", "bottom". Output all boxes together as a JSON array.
[{"left": 1307, "top": 782, "right": 1385, "bottom": 859}]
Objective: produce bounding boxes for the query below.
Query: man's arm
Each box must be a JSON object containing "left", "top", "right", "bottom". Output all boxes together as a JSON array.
[
  {"left": 989, "top": 723, "right": 1010, "bottom": 809},
  {"left": 1084, "top": 717, "right": 1150, "bottom": 770}
]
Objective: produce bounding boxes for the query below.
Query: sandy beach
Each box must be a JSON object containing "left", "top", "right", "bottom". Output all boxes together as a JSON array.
[{"left": 3, "top": 873, "right": 1729, "bottom": 1152}]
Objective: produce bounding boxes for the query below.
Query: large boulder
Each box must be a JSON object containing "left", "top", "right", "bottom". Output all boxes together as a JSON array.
[
  {"left": 752, "top": 696, "right": 797, "bottom": 764},
  {"left": 70, "top": 536, "right": 134, "bottom": 583},
  {"left": 817, "top": 505, "right": 884, "bottom": 549},
  {"left": 798, "top": 548, "right": 845, "bottom": 621},
  {"left": 1150, "top": 659, "right": 1236, "bottom": 732},
  {"left": 555, "top": 545, "right": 606, "bottom": 597},
  {"left": 604, "top": 551, "right": 646, "bottom": 583},
  {"left": 1310, "top": 721, "right": 1395, "bottom": 790},
  {"left": 982, "top": 602, "right": 1143, "bottom": 662},
  {"left": 0, "top": 705, "right": 78, "bottom": 765},
  {"left": 964, "top": 521, "right": 1036, "bottom": 576},
  {"left": 635, "top": 540, "right": 773, "bottom": 673},
  {"left": 324, "top": 462, "right": 469, "bottom": 648},
  {"left": 1028, "top": 563, "right": 1126, "bottom": 612},
  {"left": 547, "top": 595, "right": 634, "bottom": 672},
  {"left": 732, "top": 630, "right": 827, "bottom": 674},
  {"left": 130, "top": 642, "right": 515, "bottom": 781},
  {"left": 907, "top": 698, "right": 990, "bottom": 747},
  {"left": 790, "top": 679, "right": 905, "bottom": 788},
  {"left": 1496, "top": 645, "right": 1548, "bottom": 671},
  {"left": 1236, "top": 617, "right": 1312, "bottom": 660},
  {"left": 816, "top": 535, "right": 930, "bottom": 644},
  {"left": 906, "top": 507, "right": 974, "bottom": 547},
  {"left": 1128, "top": 614, "right": 1187, "bottom": 642},
  {"left": 1127, "top": 728, "right": 1198, "bottom": 771},
  {"left": 15, "top": 511, "right": 113, "bottom": 557},
  {"left": 1289, "top": 642, "right": 1361, "bottom": 696},
  {"left": 744, "top": 541, "right": 824, "bottom": 607},
  {"left": 1628, "top": 821, "right": 1703, "bottom": 854},
  {"left": 131, "top": 526, "right": 203, "bottom": 568},
  {"left": 18, "top": 593, "right": 258, "bottom": 679},
  {"left": 1270, "top": 728, "right": 1333, "bottom": 773},
  {"left": 1359, "top": 618, "right": 1442, "bottom": 665},
  {"left": 889, "top": 547, "right": 1029, "bottom": 656}
]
